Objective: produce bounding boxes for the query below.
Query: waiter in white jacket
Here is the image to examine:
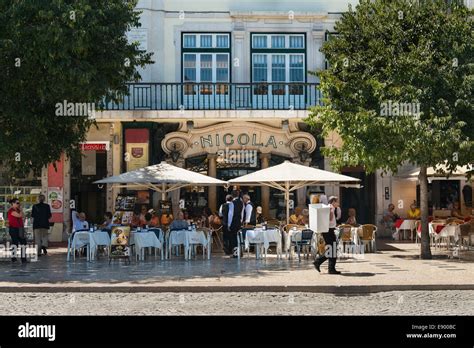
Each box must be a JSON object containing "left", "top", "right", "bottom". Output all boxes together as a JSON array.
[{"left": 313, "top": 196, "right": 341, "bottom": 274}]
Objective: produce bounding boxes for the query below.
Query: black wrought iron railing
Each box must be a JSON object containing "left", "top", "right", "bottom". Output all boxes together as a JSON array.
[{"left": 100, "top": 82, "right": 322, "bottom": 111}]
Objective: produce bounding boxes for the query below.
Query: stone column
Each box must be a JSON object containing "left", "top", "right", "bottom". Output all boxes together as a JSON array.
[
  {"left": 106, "top": 123, "right": 114, "bottom": 212},
  {"left": 207, "top": 153, "right": 218, "bottom": 213},
  {"left": 260, "top": 153, "right": 271, "bottom": 218}
]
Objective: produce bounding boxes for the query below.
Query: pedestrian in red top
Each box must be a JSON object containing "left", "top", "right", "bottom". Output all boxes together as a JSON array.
[{"left": 7, "top": 198, "right": 27, "bottom": 263}]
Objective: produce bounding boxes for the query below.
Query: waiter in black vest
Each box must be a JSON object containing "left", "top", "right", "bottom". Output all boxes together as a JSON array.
[
  {"left": 219, "top": 194, "right": 233, "bottom": 255},
  {"left": 242, "top": 194, "right": 256, "bottom": 226},
  {"left": 229, "top": 190, "right": 243, "bottom": 258}
]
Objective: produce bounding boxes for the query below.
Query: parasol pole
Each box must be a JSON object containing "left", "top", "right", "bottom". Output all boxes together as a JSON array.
[{"left": 285, "top": 181, "right": 290, "bottom": 225}]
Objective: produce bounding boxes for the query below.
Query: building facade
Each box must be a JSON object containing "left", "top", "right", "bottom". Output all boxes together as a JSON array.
[{"left": 4, "top": 0, "right": 471, "bottom": 241}]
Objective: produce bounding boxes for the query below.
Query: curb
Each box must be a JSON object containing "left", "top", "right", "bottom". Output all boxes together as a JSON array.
[{"left": 0, "top": 284, "right": 473, "bottom": 293}]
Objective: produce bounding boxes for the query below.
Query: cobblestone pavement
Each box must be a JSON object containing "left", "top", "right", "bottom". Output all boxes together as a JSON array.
[{"left": 1, "top": 291, "right": 473, "bottom": 315}]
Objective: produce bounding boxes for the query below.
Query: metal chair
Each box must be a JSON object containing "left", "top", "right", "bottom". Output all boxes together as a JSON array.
[
  {"left": 290, "top": 229, "right": 314, "bottom": 262},
  {"left": 459, "top": 223, "right": 471, "bottom": 251},
  {"left": 237, "top": 227, "right": 257, "bottom": 259}
]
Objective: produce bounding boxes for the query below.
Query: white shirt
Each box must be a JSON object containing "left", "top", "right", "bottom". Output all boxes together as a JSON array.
[
  {"left": 329, "top": 205, "right": 337, "bottom": 229},
  {"left": 319, "top": 194, "right": 328, "bottom": 205},
  {"left": 72, "top": 211, "right": 89, "bottom": 232},
  {"left": 244, "top": 202, "right": 253, "bottom": 224}
]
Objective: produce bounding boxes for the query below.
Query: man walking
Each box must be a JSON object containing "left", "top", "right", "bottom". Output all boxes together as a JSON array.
[
  {"left": 219, "top": 194, "right": 233, "bottom": 255},
  {"left": 32, "top": 194, "right": 52, "bottom": 257},
  {"left": 313, "top": 196, "right": 341, "bottom": 274},
  {"left": 229, "top": 190, "right": 243, "bottom": 258}
]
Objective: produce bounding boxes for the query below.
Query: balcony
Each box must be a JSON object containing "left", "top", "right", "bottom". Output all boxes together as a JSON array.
[{"left": 100, "top": 82, "right": 322, "bottom": 111}]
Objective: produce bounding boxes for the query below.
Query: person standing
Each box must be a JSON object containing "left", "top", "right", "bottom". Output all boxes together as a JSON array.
[
  {"left": 7, "top": 198, "right": 27, "bottom": 263},
  {"left": 219, "top": 194, "right": 233, "bottom": 255},
  {"left": 313, "top": 196, "right": 341, "bottom": 274},
  {"left": 229, "top": 190, "right": 243, "bottom": 258},
  {"left": 32, "top": 194, "right": 52, "bottom": 256},
  {"left": 242, "top": 194, "right": 256, "bottom": 226}
]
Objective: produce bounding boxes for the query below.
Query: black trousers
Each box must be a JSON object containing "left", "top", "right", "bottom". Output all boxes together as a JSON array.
[
  {"left": 317, "top": 228, "right": 337, "bottom": 271},
  {"left": 9, "top": 227, "right": 27, "bottom": 261},
  {"left": 229, "top": 223, "right": 241, "bottom": 252},
  {"left": 222, "top": 225, "right": 232, "bottom": 254}
]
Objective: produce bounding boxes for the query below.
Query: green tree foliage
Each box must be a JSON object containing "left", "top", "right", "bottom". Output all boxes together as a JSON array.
[
  {"left": 0, "top": 0, "right": 153, "bottom": 178},
  {"left": 307, "top": 0, "right": 473, "bottom": 258}
]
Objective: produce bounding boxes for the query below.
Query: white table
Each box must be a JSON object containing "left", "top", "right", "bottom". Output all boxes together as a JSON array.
[
  {"left": 69, "top": 231, "right": 110, "bottom": 261},
  {"left": 89, "top": 231, "right": 111, "bottom": 261},
  {"left": 132, "top": 231, "right": 163, "bottom": 261},
  {"left": 186, "top": 230, "right": 211, "bottom": 260},
  {"left": 167, "top": 230, "right": 187, "bottom": 259},
  {"left": 244, "top": 228, "right": 282, "bottom": 259},
  {"left": 396, "top": 219, "right": 418, "bottom": 240}
]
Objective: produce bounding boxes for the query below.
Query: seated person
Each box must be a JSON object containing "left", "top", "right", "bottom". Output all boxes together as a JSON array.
[
  {"left": 149, "top": 211, "right": 161, "bottom": 227},
  {"left": 256, "top": 206, "right": 265, "bottom": 224},
  {"left": 160, "top": 211, "right": 173, "bottom": 227},
  {"left": 407, "top": 203, "right": 421, "bottom": 219},
  {"left": 299, "top": 209, "right": 309, "bottom": 226},
  {"left": 346, "top": 208, "right": 358, "bottom": 226},
  {"left": 382, "top": 203, "right": 399, "bottom": 234},
  {"left": 143, "top": 213, "right": 152, "bottom": 228},
  {"left": 131, "top": 212, "right": 141, "bottom": 228},
  {"left": 169, "top": 211, "right": 189, "bottom": 231},
  {"left": 100, "top": 212, "right": 113, "bottom": 230},
  {"left": 451, "top": 201, "right": 465, "bottom": 220},
  {"left": 289, "top": 207, "right": 303, "bottom": 225},
  {"left": 72, "top": 210, "right": 89, "bottom": 232}
]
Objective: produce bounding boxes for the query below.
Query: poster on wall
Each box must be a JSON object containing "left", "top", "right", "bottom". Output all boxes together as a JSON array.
[
  {"left": 47, "top": 187, "right": 64, "bottom": 213},
  {"left": 125, "top": 143, "right": 149, "bottom": 171}
]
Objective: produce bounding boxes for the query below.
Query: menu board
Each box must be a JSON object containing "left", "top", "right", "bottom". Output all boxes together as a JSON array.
[
  {"left": 109, "top": 226, "right": 131, "bottom": 260},
  {"left": 115, "top": 195, "right": 136, "bottom": 211}
]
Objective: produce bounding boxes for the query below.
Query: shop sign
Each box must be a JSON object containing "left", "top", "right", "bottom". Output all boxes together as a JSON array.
[
  {"left": 125, "top": 143, "right": 149, "bottom": 171},
  {"left": 80, "top": 142, "right": 109, "bottom": 151},
  {"left": 200, "top": 133, "right": 278, "bottom": 149}
]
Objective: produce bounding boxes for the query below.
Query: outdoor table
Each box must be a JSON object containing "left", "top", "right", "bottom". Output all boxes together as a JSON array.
[
  {"left": 69, "top": 231, "right": 110, "bottom": 261},
  {"left": 396, "top": 219, "right": 418, "bottom": 240},
  {"left": 166, "top": 229, "right": 187, "bottom": 259},
  {"left": 89, "top": 231, "right": 111, "bottom": 261},
  {"left": 186, "top": 229, "right": 211, "bottom": 260},
  {"left": 244, "top": 227, "right": 282, "bottom": 259},
  {"left": 131, "top": 230, "right": 163, "bottom": 261}
]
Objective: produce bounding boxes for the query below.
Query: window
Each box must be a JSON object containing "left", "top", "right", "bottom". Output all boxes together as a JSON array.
[
  {"left": 183, "top": 35, "right": 197, "bottom": 48},
  {"left": 182, "top": 33, "right": 231, "bottom": 95},
  {"left": 183, "top": 33, "right": 230, "bottom": 48},
  {"left": 252, "top": 34, "right": 305, "bottom": 49},
  {"left": 252, "top": 53, "right": 305, "bottom": 95},
  {"left": 200, "top": 35, "right": 212, "bottom": 48},
  {"left": 289, "top": 36, "right": 304, "bottom": 48},
  {"left": 216, "top": 35, "right": 229, "bottom": 48},
  {"left": 182, "top": 53, "right": 230, "bottom": 94},
  {"left": 253, "top": 35, "right": 267, "bottom": 48},
  {"left": 271, "top": 35, "right": 285, "bottom": 48}
]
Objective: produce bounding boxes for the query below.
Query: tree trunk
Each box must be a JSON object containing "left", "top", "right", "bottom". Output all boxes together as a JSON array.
[{"left": 419, "top": 165, "right": 432, "bottom": 259}]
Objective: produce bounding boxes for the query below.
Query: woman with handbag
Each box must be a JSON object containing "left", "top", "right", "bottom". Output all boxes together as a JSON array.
[{"left": 7, "top": 198, "right": 27, "bottom": 263}]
